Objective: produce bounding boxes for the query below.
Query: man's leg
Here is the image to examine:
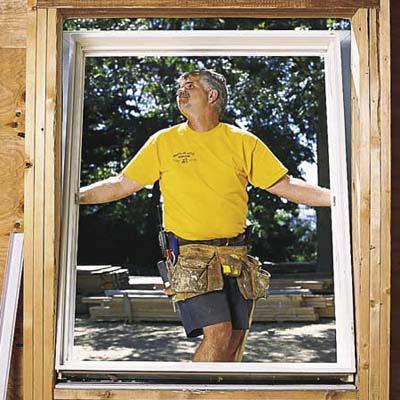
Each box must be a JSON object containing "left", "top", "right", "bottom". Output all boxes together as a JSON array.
[
  {"left": 193, "top": 321, "right": 233, "bottom": 362},
  {"left": 227, "top": 329, "right": 246, "bottom": 361}
]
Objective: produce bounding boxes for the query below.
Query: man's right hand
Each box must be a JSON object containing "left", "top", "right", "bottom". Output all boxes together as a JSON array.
[{"left": 79, "top": 174, "right": 143, "bottom": 205}]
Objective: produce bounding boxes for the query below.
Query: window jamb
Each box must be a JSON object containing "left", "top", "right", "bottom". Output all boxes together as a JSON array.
[{"left": 56, "top": 30, "right": 355, "bottom": 378}]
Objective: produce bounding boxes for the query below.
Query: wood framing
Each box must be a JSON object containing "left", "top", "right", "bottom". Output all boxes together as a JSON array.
[
  {"left": 350, "top": 4, "right": 391, "bottom": 400},
  {"left": 53, "top": 387, "right": 358, "bottom": 399},
  {"left": 24, "top": 7, "right": 62, "bottom": 400},
  {"left": 35, "top": 0, "right": 380, "bottom": 18},
  {"left": 21, "top": 1, "right": 390, "bottom": 400}
]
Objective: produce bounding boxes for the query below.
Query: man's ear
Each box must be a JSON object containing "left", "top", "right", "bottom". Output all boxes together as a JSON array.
[{"left": 208, "top": 89, "right": 219, "bottom": 104}]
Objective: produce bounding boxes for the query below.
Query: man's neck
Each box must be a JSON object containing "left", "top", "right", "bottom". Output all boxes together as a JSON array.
[{"left": 187, "top": 114, "right": 220, "bottom": 132}]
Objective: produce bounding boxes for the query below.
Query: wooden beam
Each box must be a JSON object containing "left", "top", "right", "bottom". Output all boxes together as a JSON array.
[
  {"left": 24, "top": 10, "right": 37, "bottom": 400},
  {"left": 44, "top": 0, "right": 379, "bottom": 19},
  {"left": 43, "top": 8, "right": 62, "bottom": 400},
  {"left": 36, "top": 0, "right": 379, "bottom": 8},
  {"left": 32, "top": 9, "right": 47, "bottom": 400},
  {"left": 377, "top": 0, "right": 391, "bottom": 399},
  {"left": 24, "top": 7, "right": 62, "bottom": 400},
  {"left": 351, "top": 4, "right": 391, "bottom": 400},
  {"left": 53, "top": 388, "right": 358, "bottom": 400},
  {"left": 59, "top": 8, "right": 358, "bottom": 18},
  {"left": 368, "top": 8, "right": 382, "bottom": 400},
  {"left": 351, "top": 8, "right": 370, "bottom": 400}
]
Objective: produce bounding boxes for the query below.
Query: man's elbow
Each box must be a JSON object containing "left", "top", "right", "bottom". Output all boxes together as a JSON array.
[
  {"left": 265, "top": 174, "right": 290, "bottom": 197},
  {"left": 116, "top": 174, "right": 143, "bottom": 198}
]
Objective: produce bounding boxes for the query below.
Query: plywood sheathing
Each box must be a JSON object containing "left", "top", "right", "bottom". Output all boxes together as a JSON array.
[
  {"left": 0, "top": 0, "right": 27, "bottom": 48},
  {"left": 0, "top": 50, "right": 25, "bottom": 279},
  {"left": 0, "top": 18, "right": 26, "bottom": 400}
]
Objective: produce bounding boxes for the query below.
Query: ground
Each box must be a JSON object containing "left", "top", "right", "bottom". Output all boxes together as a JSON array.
[{"left": 73, "top": 319, "right": 336, "bottom": 363}]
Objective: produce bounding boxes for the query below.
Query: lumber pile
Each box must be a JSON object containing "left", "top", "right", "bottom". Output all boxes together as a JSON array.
[
  {"left": 76, "top": 265, "right": 130, "bottom": 314},
  {"left": 81, "top": 275, "right": 335, "bottom": 322}
]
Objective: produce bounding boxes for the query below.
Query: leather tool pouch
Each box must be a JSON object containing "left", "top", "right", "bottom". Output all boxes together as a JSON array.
[{"left": 237, "top": 255, "right": 271, "bottom": 300}]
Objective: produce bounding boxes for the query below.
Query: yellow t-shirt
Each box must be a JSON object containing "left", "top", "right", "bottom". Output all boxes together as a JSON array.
[{"left": 122, "top": 122, "right": 288, "bottom": 240}]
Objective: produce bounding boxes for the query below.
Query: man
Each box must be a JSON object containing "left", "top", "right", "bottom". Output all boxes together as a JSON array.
[{"left": 80, "top": 69, "right": 331, "bottom": 362}]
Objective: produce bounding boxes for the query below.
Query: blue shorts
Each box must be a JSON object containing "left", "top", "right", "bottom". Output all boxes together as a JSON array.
[{"left": 176, "top": 275, "right": 253, "bottom": 338}]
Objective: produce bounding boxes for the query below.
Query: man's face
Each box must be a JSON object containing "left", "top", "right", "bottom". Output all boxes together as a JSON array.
[{"left": 176, "top": 74, "right": 210, "bottom": 118}]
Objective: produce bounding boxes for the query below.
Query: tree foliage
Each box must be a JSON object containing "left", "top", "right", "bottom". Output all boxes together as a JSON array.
[{"left": 65, "top": 18, "right": 348, "bottom": 273}]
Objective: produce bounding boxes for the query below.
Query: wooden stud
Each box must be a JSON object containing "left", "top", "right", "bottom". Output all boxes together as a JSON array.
[
  {"left": 33, "top": 9, "right": 47, "bottom": 400},
  {"left": 368, "top": 8, "right": 381, "bottom": 400},
  {"left": 377, "top": 0, "right": 391, "bottom": 398},
  {"left": 24, "top": 10, "right": 37, "bottom": 400},
  {"left": 43, "top": 8, "right": 61, "bottom": 400},
  {"left": 351, "top": 8, "right": 370, "bottom": 400}
]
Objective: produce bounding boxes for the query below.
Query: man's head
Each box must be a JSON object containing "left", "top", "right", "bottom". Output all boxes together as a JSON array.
[{"left": 176, "top": 70, "right": 228, "bottom": 119}]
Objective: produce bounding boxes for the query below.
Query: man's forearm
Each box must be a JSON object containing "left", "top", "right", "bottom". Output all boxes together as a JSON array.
[
  {"left": 284, "top": 177, "right": 331, "bottom": 207},
  {"left": 267, "top": 175, "right": 331, "bottom": 207},
  {"left": 80, "top": 175, "right": 131, "bottom": 205}
]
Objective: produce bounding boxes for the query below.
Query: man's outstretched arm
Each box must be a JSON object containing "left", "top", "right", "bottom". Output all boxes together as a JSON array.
[
  {"left": 266, "top": 174, "right": 331, "bottom": 207},
  {"left": 79, "top": 174, "right": 143, "bottom": 205}
]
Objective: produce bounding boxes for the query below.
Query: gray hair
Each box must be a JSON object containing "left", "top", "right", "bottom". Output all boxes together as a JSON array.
[{"left": 178, "top": 69, "right": 228, "bottom": 117}]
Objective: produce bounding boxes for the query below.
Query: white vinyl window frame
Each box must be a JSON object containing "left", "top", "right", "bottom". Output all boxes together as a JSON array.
[
  {"left": 0, "top": 233, "right": 23, "bottom": 399},
  {"left": 56, "top": 30, "right": 355, "bottom": 379}
]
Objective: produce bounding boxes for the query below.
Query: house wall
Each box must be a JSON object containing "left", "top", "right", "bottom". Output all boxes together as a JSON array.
[
  {"left": 0, "top": 1, "right": 27, "bottom": 398},
  {"left": 390, "top": 1, "right": 399, "bottom": 398},
  {"left": 0, "top": 1, "right": 394, "bottom": 399}
]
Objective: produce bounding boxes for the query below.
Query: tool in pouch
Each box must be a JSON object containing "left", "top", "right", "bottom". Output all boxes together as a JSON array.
[
  {"left": 152, "top": 182, "right": 178, "bottom": 298},
  {"left": 221, "top": 253, "right": 242, "bottom": 277}
]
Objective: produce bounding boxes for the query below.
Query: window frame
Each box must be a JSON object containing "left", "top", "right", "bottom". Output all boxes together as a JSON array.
[
  {"left": 0, "top": 233, "right": 23, "bottom": 400},
  {"left": 56, "top": 29, "right": 355, "bottom": 379}
]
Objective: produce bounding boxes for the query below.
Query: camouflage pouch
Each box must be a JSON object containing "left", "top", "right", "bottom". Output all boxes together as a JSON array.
[{"left": 237, "top": 255, "right": 271, "bottom": 300}]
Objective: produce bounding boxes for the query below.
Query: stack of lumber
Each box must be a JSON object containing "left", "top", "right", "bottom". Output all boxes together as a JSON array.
[
  {"left": 82, "top": 275, "right": 335, "bottom": 322},
  {"left": 77, "top": 265, "right": 130, "bottom": 294},
  {"left": 76, "top": 265, "right": 130, "bottom": 315},
  {"left": 269, "top": 278, "right": 334, "bottom": 294}
]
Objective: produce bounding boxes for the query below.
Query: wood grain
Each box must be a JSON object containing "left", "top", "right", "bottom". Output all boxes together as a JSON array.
[
  {"left": 368, "top": 8, "right": 381, "bottom": 400},
  {"left": 377, "top": 0, "right": 391, "bottom": 398},
  {"left": 0, "top": 0, "right": 27, "bottom": 48},
  {"left": 24, "top": 10, "right": 37, "bottom": 400},
  {"left": 32, "top": 10, "right": 47, "bottom": 400},
  {"left": 351, "top": 8, "right": 370, "bottom": 400},
  {"left": 53, "top": 388, "right": 358, "bottom": 400},
  {"left": 0, "top": 47, "right": 25, "bottom": 400},
  {"left": 43, "top": 8, "right": 61, "bottom": 400},
  {"left": 37, "top": 0, "right": 379, "bottom": 8}
]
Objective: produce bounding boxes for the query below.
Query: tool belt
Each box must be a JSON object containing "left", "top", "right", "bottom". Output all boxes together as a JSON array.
[
  {"left": 176, "top": 232, "right": 247, "bottom": 247},
  {"left": 167, "top": 244, "right": 271, "bottom": 302}
]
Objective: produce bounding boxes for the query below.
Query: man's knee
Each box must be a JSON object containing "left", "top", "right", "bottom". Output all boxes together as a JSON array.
[{"left": 203, "top": 321, "right": 232, "bottom": 346}]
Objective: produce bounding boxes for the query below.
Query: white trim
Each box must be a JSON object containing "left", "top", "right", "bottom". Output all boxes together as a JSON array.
[
  {"left": 58, "top": 30, "right": 355, "bottom": 376},
  {"left": 60, "top": 360, "right": 352, "bottom": 375},
  {"left": 56, "top": 382, "right": 356, "bottom": 391},
  {"left": 324, "top": 31, "right": 355, "bottom": 372},
  {"left": 68, "top": 30, "right": 340, "bottom": 57},
  {"left": 0, "top": 233, "right": 23, "bottom": 400}
]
